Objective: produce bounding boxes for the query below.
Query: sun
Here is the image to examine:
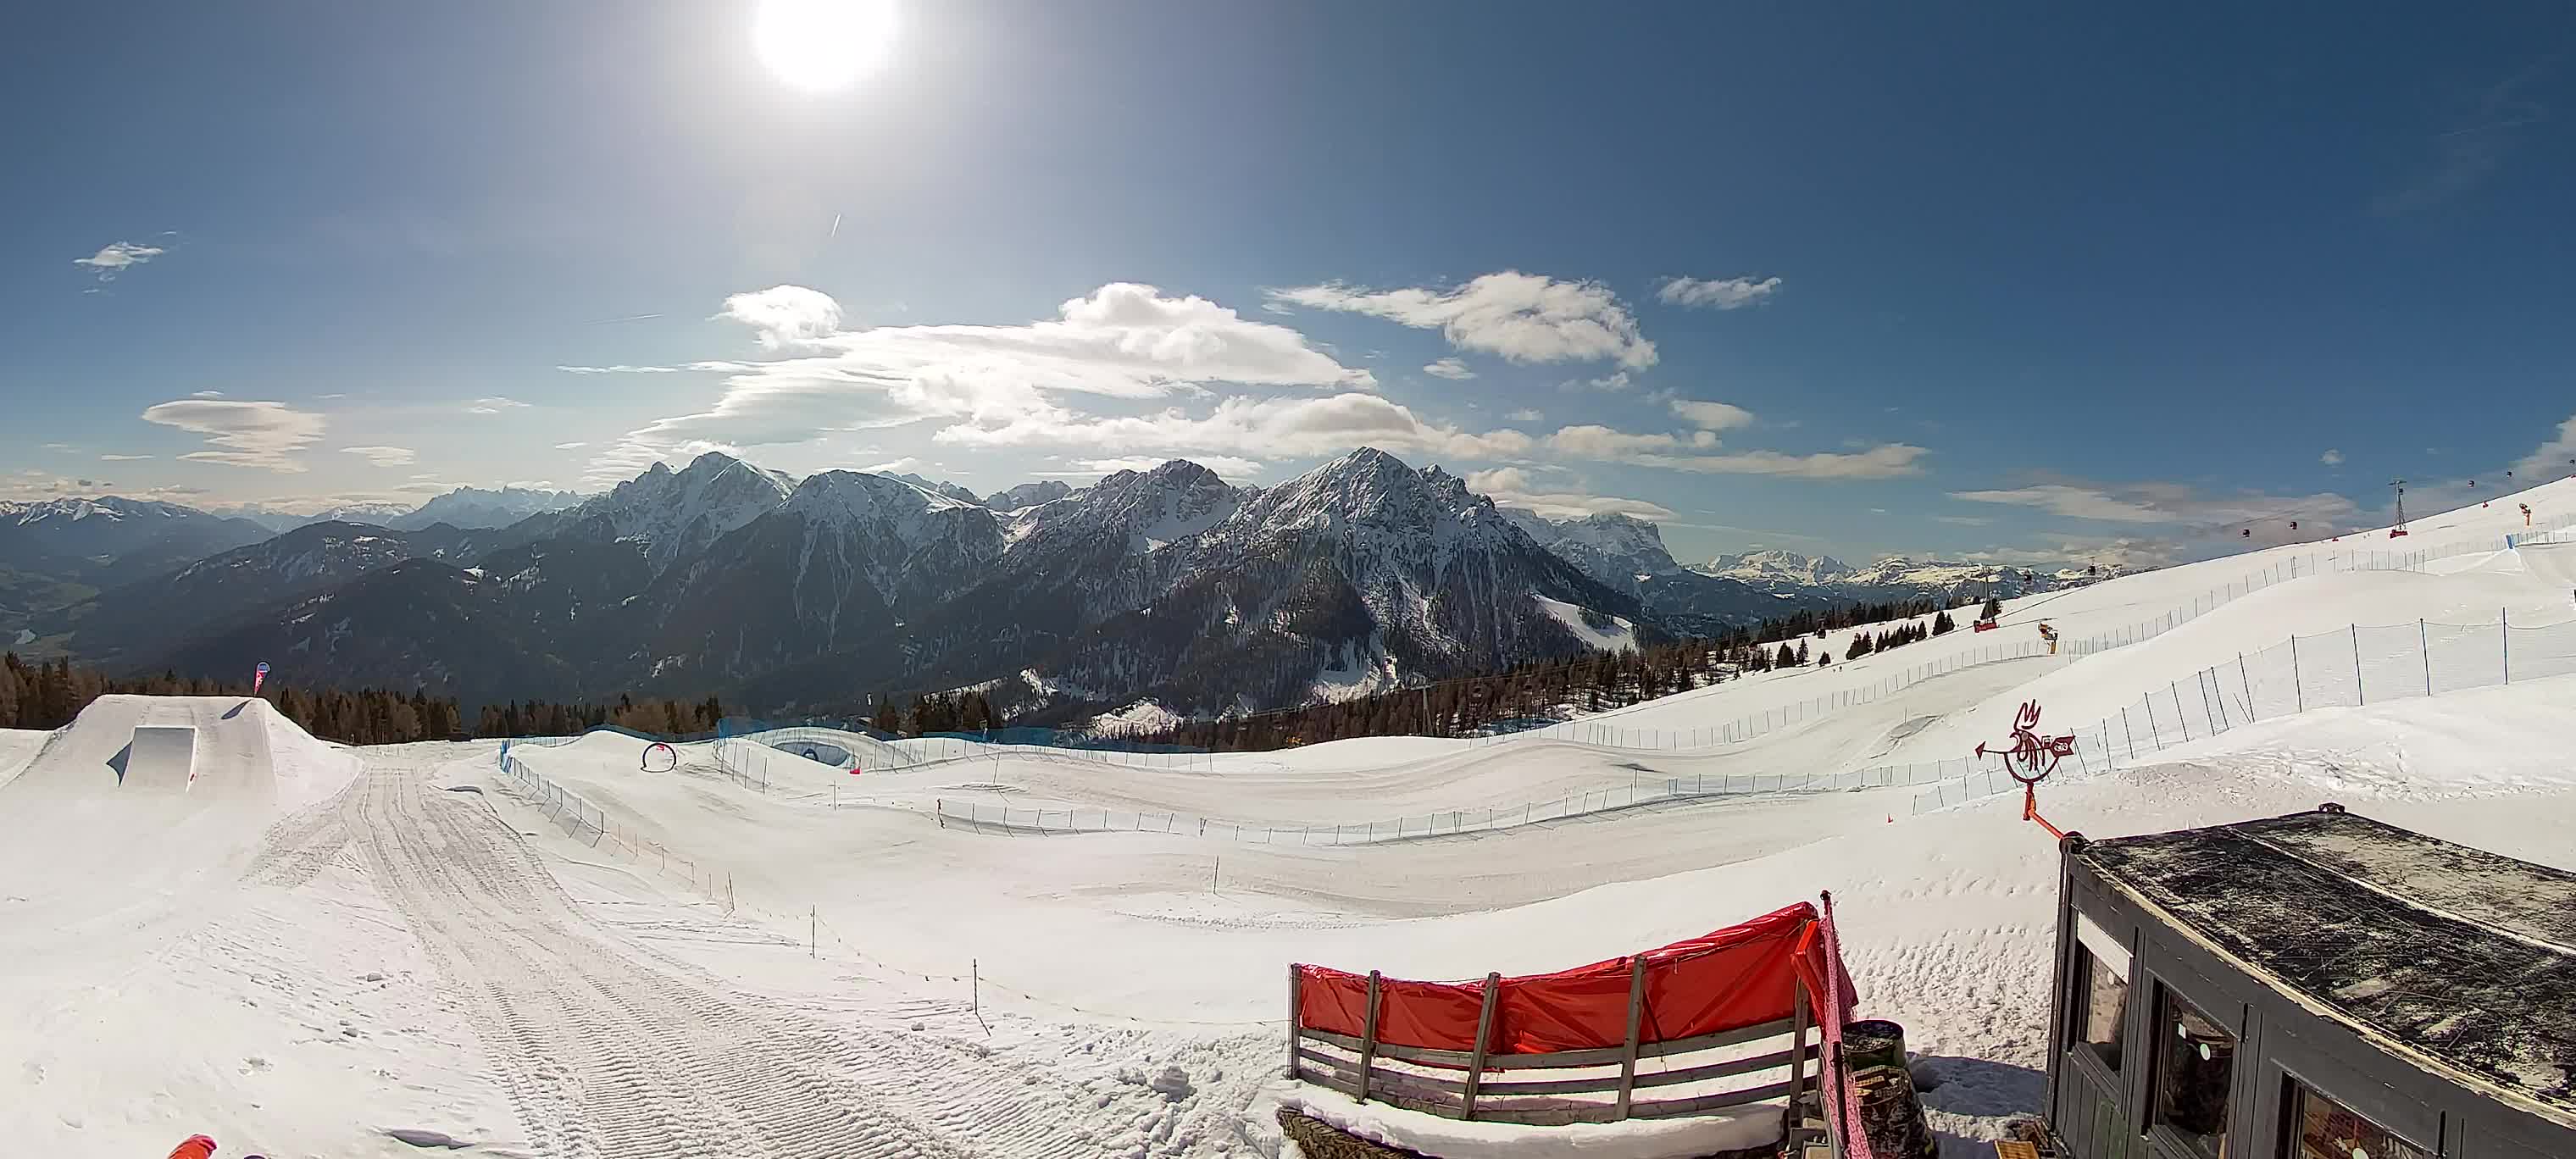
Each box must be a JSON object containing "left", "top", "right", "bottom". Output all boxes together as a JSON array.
[{"left": 752, "top": 0, "right": 898, "bottom": 92}]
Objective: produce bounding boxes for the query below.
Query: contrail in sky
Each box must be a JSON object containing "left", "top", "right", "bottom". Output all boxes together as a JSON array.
[
  {"left": 587, "top": 313, "right": 663, "bottom": 324},
  {"left": 830, "top": 213, "right": 841, "bottom": 238}
]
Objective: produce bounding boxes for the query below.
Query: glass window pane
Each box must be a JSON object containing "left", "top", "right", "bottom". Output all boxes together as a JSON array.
[
  {"left": 2288, "top": 1080, "right": 2432, "bottom": 1159},
  {"left": 2156, "top": 989, "right": 2236, "bottom": 1158},
  {"left": 2075, "top": 948, "right": 2128, "bottom": 1071}
]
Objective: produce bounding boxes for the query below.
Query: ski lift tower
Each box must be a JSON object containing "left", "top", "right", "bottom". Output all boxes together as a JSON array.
[{"left": 2388, "top": 478, "right": 2409, "bottom": 539}]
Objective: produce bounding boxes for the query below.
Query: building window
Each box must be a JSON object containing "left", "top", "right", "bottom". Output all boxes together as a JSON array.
[
  {"left": 2286, "top": 1079, "right": 2432, "bottom": 1159},
  {"left": 2155, "top": 988, "right": 2237, "bottom": 1157},
  {"left": 2072, "top": 913, "right": 2129, "bottom": 1072}
]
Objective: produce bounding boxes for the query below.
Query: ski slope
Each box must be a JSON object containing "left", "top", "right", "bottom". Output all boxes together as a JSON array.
[{"left": 7, "top": 478, "right": 2576, "bottom": 1156}]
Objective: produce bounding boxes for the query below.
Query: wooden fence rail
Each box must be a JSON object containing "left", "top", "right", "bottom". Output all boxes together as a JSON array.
[{"left": 1287, "top": 963, "right": 1821, "bottom": 1128}]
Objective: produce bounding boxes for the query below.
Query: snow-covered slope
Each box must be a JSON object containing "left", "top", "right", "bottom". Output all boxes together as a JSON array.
[{"left": 15, "top": 476, "right": 2576, "bottom": 1155}]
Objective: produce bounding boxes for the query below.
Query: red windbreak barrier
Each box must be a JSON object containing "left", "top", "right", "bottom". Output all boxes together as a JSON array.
[{"left": 1298, "top": 902, "right": 1843, "bottom": 1054}]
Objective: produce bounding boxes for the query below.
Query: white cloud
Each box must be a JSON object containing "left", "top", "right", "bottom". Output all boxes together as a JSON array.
[
  {"left": 465, "top": 396, "right": 530, "bottom": 415},
  {"left": 1656, "top": 274, "right": 1782, "bottom": 310},
  {"left": 558, "top": 364, "right": 686, "bottom": 374},
  {"left": 935, "top": 392, "right": 1531, "bottom": 463},
  {"left": 191, "top": 390, "right": 225, "bottom": 399},
  {"left": 1934, "top": 514, "right": 1991, "bottom": 526},
  {"left": 1948, "top": 480, "right": 2358, "bottom": 530},
  {"left": 553, "top": 441, "right": 588, "bottom": 450},
  {"left": 42, "top": 442, "right": 77, "bottom": 453},
  {"left": 596, "top": 282, "right": 1376, "bottom": 483},
  {"left": 98, "top": 453, "right": 153, "bottom": 462},
  {"left": 1423, "top": 357, "right": 1476, "bottom": 380},
  {"left": 0, "top": 471, "right": 203, "bottom": 503},
  {"left": 1546, "top": 424, "right": 1926, "bottom": 479},
  {"left": 1505, "top": 408, "right": 1544, "bottom": 422},
  {"left": 1670, "top": 398, "right": 1756, "bottom": 431},
  {"left": 138, "top": 399, "right": 325, "bottom": 472},
  {"left": 2509, "top": 413, "right": 2576, "bottom": 481},
  {"left": 861, "top": 458, "right": 924, "bottom": 474},
  {"left": 341, "top": 445, "right": 417, "bottom": 467},
  {"left": 1271, "top": 271, "right": 1657, "bottom": 369},
  {"left": 74, "top": 241, "right": 165, "bottom": 280},
  {"left": 1468, "top": 467, "right": 1677, "bottom": 523},
  {"left": 1657, "top": 445, "right": 1925, "bottom": 480},
  {"left": 2320, "top": 448, "right": 2344, "bottom": 465},
  {"left": 1546, "top": 425, "right": 1691, "bottom": 458},
  {"left": 718, "top": 285, "right": 846, "bottom": 350}
]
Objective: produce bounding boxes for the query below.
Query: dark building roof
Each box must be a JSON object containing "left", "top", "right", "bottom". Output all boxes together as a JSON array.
[{"left": 2078, "top": 808, "right": 2576, "bottom": 1120}]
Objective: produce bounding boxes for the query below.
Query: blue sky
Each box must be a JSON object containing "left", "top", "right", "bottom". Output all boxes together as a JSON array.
[{"left": 8, "top": 2, "right": 2576, "bottom": 567}]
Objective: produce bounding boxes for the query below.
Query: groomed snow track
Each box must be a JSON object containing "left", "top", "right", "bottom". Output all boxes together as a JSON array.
[{"left": 341, "top": 757, "right": 1090, "bottom": 1157}]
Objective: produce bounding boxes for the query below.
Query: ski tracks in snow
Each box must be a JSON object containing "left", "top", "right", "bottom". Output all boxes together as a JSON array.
[{"left": 341, "top": 757, "right": 1099, "bottom": 1158}]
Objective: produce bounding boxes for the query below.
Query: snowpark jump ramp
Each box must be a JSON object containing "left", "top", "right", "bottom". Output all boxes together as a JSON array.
[
  {"left": 0, "top": 696, "right": 356, "bottom": 868},
  {"left": 2517, "top": 540, "right": 2576, "bottom": 595},
  {"left": 123, "top": 724, "right": 199, "bottom": 791},
  {"left": 13, "top": 695, "right": 283, "bottom": 802}
]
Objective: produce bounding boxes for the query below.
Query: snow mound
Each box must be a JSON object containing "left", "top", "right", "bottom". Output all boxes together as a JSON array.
[
  {"left": 3, "top": 695, "right": 352, "bottom": 810},
  {"left": 1534, "top": 594, "right": 1636, "bottom": 652}
]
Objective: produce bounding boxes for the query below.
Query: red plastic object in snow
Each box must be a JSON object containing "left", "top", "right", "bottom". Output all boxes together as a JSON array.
[
  {"left": 1295, "top": 903, "right": 1834, "bottom": 1054},
  {"left": 1972, "top": 619, "right": 1998, "bottom": 632}
]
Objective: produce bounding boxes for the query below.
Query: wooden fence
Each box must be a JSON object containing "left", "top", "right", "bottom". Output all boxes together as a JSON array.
[{"left": 1285, "top": 957, "right": 1824, "bottom": 1128}]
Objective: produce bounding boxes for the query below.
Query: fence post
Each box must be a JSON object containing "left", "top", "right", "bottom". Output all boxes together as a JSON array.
[
  {"left": 1462, "top": 972, "right": 1502, "bottom": 1120},
  {"left": 1356, "top": 971, "right": 1382, "bottom": 1105},
  {"left": 2239, "top": 653, "right": 2255, "bottom": 718},
  {"left": 2502, "top": 608, "right": 2511, "bottom": 684},
  {"left": 1614, "top": 953, "right": 1648, "bottom": 1119},
  {"left": 2352, "top": 624, "right": 2365, "bottom": 706},
  {"left": 2171, "top": 682, "right": 2192, "bottom": 740},
  {"left": 2420, "top": 618, "right": 2433, "bottom": 696},
  {"left": 2290, "top": 635, "right": 2304, "bottom": 713},
  {"left": 2143, "top": 695, "right": 2163, "bottom": 750},
  {"left": 2122, "top": 707, "right": 2136, "bottom": 759},
  {"left": 1781, "top": 973, "right": 1813, "bottom": 1144},
  {"left": 1285, "top": 964, "right": 1303, "bottom": 1080}
]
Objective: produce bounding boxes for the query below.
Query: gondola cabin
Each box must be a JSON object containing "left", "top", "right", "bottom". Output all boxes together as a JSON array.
[{"left": 2040, "top": 807, "right": 2576, "bottom": 1158}]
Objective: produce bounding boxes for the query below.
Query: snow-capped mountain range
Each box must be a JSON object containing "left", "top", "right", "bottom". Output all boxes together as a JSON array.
[
  {"left": 1696, "top": 547, "right": 2100, "bottom": 602},
  {"left": 223, "top": 487, "right": 586, "bottom": 534},
  {"left": 0, "top": 496, "right": 273, "bottom": 590},
  {"left": 12, "top": 452, "right": 2106, "bottom": 719},
  {"left": 392, "top": 486, "right": 585, "bottom": 530},
  {"left": 1700, "top": 549, "right": 1856, "bottom": 587}
]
